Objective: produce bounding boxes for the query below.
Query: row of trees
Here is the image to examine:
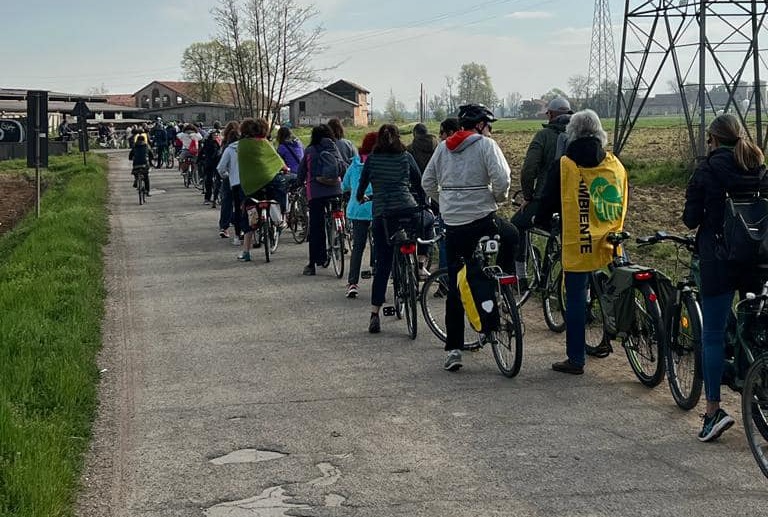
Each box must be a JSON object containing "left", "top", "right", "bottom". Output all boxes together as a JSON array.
[{"left": 180, "top": 0, "right": 327, "bottom": 129}]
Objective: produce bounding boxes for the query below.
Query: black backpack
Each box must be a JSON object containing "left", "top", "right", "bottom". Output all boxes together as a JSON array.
[
  {"left": 717, "top": 169, "right": 768, "bottom": 264},
  {"left": 315, "top": 146, "right": 345, "bottom": 186}
]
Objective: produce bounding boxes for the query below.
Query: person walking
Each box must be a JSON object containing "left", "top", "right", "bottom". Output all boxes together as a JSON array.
[
  {"left": 297, "top": 124, "right": 344, "bottom": 275},
  {"left": 356, "top": 124, "right": 433, "bottom": 333},
  {"left": 682, "top": 113, "right": 768, "bottom": 441},
  {"left": 536, "top": 109, "right": 628, "bottom": 375},
  {"left": 328, "top": 118, "right": 358, "bottom": 166},
  {"left": 216, "top": 121, "right": 240, "bottom": 240},
  {"left": 406, "top": 123, "right": 439, "bottom": 174},
  {"left": 341, "top": 131, "right": 377, "bottom": 298}
]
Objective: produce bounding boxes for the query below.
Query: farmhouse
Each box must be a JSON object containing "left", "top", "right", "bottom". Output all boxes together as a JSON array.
[{"left": 286, "top": 79, "right": 370, "bottom": 127}]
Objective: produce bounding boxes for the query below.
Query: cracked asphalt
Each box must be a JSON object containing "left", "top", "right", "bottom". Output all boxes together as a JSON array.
[{"left": 76, "top": 152, "right": 767, "bottom": 517}]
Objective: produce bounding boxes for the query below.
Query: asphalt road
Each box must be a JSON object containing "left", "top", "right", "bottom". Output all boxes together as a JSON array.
[{"left": 77, "top": 152, "right": 767, "bottom": 517}]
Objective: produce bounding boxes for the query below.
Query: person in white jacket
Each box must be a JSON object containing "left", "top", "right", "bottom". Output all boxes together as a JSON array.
[{"left": 422, "top": 103, "right": 516, "bottom": 372}]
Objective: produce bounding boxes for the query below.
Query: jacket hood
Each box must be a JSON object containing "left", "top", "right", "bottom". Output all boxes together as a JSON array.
[
  {"left": 317, "top": 137, "right": 337, "bottom": 152},
  {"left": 411, "top": 134, "right": 438, "bottom": 153},
  {"left": 542, "top": 120, "right": 568, "bottom": 133},
  {"left": 565, "top": 137, "right": 606, "bottom": 168},
  {"left": 446, "top": 130, "right": 483, "bottom": 152}
]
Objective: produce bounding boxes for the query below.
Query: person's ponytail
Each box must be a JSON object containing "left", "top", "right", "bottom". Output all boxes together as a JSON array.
[{"left": 733, "top": 136, "right": 764, "bottom": 171}]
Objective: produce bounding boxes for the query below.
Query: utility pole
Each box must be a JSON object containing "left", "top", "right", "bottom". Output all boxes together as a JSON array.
[
  {"left": 614, "top": 0, "right": 768, "bottom": 160},
  {"left": 587, "top": 0, "right": 618, "bottom": 117}
]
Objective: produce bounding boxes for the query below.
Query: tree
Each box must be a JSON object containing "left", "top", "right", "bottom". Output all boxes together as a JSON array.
[
  {"left": 519, "top": 100, "right": 540, "bottom": 119},
  {"left": 540, "top": 88, "right": 569, "bottom": 103},
  {"left": 428, "top": 94, "right": 446, "bottom": 122},
  {"left": 181, "top": 41, "right": 229, "bottom": 102},
  {"left": 213, "top": 0, "right": 326, "bottom": 128},
  {"left": 84, "top": 84, "right": 109, "bottom": 95},
  {"left": 567, "top": 74, "right": 590, "bottom": 111},
  {"left": 384, "top": 90, "right": 405, "bottom": 123},
  {"left": 457, "top": 62, "right": 497, "bottom": 108},
  {"left": 443, "top": 75, "right": 458, "bottom": 115},
  {"left": 504, "top": 92, "right": 522, "bottom": 118}
]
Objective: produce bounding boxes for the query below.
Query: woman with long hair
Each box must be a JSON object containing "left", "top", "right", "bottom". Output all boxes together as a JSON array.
[
  {"left": 297, "top": 124, "right": 344, "bottom": 275},
  {"left": 683, "top": 113, "right": 768, "bottom": 441},
  {"left": 356, "top": 124, "right": 434, "bottom": 333}
]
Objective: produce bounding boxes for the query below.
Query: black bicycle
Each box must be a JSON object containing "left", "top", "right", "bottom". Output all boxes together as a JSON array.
[
  {"left": 133, "top": 166, "right": 148, "bottom": 206},
  {"left": 637, "top": 231, "right": 703, "bottom": 410},
  {"left": 585, "top": 231, "right": 666, "bottom": 387},
  {"left": 286, "top": 185, "right": 308, "bottom": 244},
  {"left": 420, "top": 233, "right": 524, "bottom": 377}
]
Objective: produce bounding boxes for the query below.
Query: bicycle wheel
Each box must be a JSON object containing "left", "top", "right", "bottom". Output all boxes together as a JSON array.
[
  {"left": 393, "top": 253, "right": 403, "bottom": 320},
  {"left": 403, "top": 253, "right": 418, "bottom": 340},
  {"left": 137, "top": 174, "right": 145, "bottom": 205},
  {"left": 742, "top": 353, "right": 768, "bottom": 479},
  {"left": 154, "top": 149, "right": 163, "bottom": 169},
  {"left": 490, "top": 283, "right": 524, "bottom": 377},
  {"left": 517, "top": 244, "right": 542, "bottom": 307},
  {"left": 584, "top": 276, "right": 607, "bottom": 353},
  {"left": 541, "top": 239, "right": 565, "bottom": 333},
  {"left": 288, "top": 199, "right": 306, "bottom": 244},
  {"left": 332, "top": 229, "right": 345, "bottom": 279},
  {"left": 183, "top": 166, "right": 190, "bottom": 188},
  {"left": 261, "top": 223, "right": 271, "bottom": 262},
  {"left": 624, "top": 284, "right": 665, "bottom": 388},
  {"left": 325, "top": 215, "right": 337, "bottom": 272},
  {"left": 665, "top": 294, "right": 703, "bottom": 410},
  {"left": 167, "top": 150, "right": 175, "bottom": 169},
  {"left": 419, "top": 268, "right": 478, "bottom": 348}
]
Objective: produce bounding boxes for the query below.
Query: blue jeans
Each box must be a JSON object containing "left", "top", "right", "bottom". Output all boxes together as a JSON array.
[
  {"left": 701, "top": 291, "right": 733, "bottom": 402},
  {"left": 564, "top": 271, "right": 590, "bottom": 367}
]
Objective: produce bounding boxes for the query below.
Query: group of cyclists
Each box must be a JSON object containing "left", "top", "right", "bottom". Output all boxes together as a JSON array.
[{"left": 124, "top": 101, "right": 768, "bottom": 457}]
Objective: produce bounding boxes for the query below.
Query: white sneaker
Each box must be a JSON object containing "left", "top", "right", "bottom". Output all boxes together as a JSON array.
[{"left": 232, "top": 236, "right": 242, "bottom": 246}]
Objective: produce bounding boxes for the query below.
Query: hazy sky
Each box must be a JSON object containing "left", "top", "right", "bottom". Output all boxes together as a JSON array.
[{"left": 3, "top": 0, "right": 624, "bottom": 107}]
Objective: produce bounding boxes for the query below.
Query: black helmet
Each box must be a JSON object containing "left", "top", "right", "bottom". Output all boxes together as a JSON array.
[{"left": 458, "top": 103, "right": 497, "bottom": 125}]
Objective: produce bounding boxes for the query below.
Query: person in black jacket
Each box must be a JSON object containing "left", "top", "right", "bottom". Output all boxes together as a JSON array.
[
  {"left": 129, "top": 135, "right": 154, "bottom": 195},
  {"left": 200, "top": 122, "right": 222, "bottom": 206},
  {"left": 682, "top": 113, "right": 768, "bottom": 442}
]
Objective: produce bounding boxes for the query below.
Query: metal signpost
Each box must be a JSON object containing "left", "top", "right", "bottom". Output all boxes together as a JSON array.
[{"left": 26, "top": 90, "right": 48, "bottom": 218}]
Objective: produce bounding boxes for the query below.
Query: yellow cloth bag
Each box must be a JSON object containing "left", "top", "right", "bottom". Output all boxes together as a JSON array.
[{"left": 559, "top": 152, "right": 628, "bottom": 272}]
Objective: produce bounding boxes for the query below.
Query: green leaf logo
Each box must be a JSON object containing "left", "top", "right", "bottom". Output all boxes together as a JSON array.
[{"left": 589, "top": 177, "right": 623, "bottom": 222}]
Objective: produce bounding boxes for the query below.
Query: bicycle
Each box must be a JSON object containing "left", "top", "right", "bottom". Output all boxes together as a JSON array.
[
  {"left": 510, "top": 191, "right": 565, "bottom": 332},
  {"left": 323, "top": 197, "right": 346, "bottom": 279},
  {"left": 286, "top": 184, "right": 308, "bottom": 244},
  {"left": 584, "top": 231, "right": 666, "bottom": 387},
  {"left": 636, "top": 231, "right": 703, "bottom": 410},
  {"left": 420, "top": 233, "right": 524, "bottom": 377},
  {"left": 244, "top": 195, "right": 281, "bottom": 262},
  {"left": 377, "top": 209, "right": 439, "bottom": 339},
  {"left": 133, "top": 166, "right": 149, "bottom": 206}
]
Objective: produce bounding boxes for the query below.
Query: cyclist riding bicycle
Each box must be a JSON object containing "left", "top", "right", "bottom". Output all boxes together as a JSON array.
[
  {"left": 128, "top": 135, "right": 154, "bottom": 195},
  {"left": 151, "top": 121, "right": 169, "bottom": 162},
  {"left": 177, "top": 124, "right": 203, "bottom": 174},
  {"left": 422, "top": 103, "right": 516, "bottom": 372}
]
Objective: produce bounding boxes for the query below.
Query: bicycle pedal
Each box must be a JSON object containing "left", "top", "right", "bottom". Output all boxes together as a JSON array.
[
  {"left": 463, "top": 341, "right": 484, "bottom": 352},
  {"left": 361, "top": 270, "right": 372, "bottom": 279},
  {"left": 382, "top": 306, "right": 396, "bottom": 317}
]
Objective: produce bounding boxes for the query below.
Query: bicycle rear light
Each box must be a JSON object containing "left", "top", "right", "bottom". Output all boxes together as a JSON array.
[
  {"left": 399, "top": 243, "right": 416, "bottom": 255},
  {"left": 648, "top": 292, "right": 658, "bottom": 302},
  {"left": 258, "top": 201, "right": 271, "bottom": 209},
  {"left": 332, "top": 210, "right": 344, "bottom": 220},
  {"left": 633, "top": 271, "right": 654, "bottom": 281},
  {"left": 498, "top": 275, "right": 518, "bottom": 286}
]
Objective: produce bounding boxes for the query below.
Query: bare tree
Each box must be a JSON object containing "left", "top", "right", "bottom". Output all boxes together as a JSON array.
[
  {"left": 181, "top": 41, "right": 229, "bottom": 102},
  {"left": 567, "top": 74, "right": 590, "bottom": 110},
  {"left": 213, "top": 0, "right": 326, "bottom": 130}
]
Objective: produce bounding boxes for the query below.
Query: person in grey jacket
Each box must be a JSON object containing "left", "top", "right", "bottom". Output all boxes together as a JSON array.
[{"left": 422, "top": 103, "right": 515, "bottom": 372}]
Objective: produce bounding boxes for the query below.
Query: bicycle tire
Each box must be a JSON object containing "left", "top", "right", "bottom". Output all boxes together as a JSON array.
[
  {"left": 419, "top": 268, "right": 478, "bottom": 348},
  {"left": 137, "top": 174, "right": 145, "bottom": 205},
  {"left": 490, "top": 283, "right": 524, "bottom": 377},
  {"left": 183, "top": 167, "right": 190, "bottom": 188},
  {"left": 261, "top": 222, "right": 271, "bottom": 262},
  {"left": 393, "top": 254, "right": 403, "bottom": 320},
  {"left": 154, "top": 150, "right": 163, "bottom": 169},
  {"left": 584, "top": 275, "right": 607, "bottom": 353},
  {"left": 403, "top": 253, "right": 418, "bottom": 340},
  {"left": 332, "top": 230, "right": 345, "bottom": 279},
  {"left": 325, "top": 214, "right": 337, "bottom": 272},
  {"left": 624, "top": 284, "right": 665, "bottom": 388},
  {"left": 517, "top": 244, "right": 542, "bottom": 307},
  {"left": 288, "top": 199, "right": 306, "bottom": 244},
  {"left": 167, "top": 150, "right": 175, "bottom": 169},
  {"left": 742, "top": 353, "right": 768, "bottom": 478},
  {"left": 541, "top": 239, "right": 565, "bottom": 333},
  {"left": 665, "top": 293, "right": 703, "bottom": 410}
]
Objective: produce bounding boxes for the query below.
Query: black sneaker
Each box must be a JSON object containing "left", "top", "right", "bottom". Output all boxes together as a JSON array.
[
  {"left": 697, "top": 409, "right": 735, "bottom": 442},
  {"left": 586, "top": 341, "right": 613, "bottom": 358},
  {"left": 368, "top": 313, "right": 381, "bottom": 333},
  {"left": 302, "top": 264, "right": 316, "bottom": 276},
  {"left": 443, "top": 350, "right": 463, "bottom": 371}
]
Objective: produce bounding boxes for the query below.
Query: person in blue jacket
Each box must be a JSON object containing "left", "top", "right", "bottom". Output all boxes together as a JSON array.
[{"left": 341, "top": 131, "right": 377, "bottom": 298}]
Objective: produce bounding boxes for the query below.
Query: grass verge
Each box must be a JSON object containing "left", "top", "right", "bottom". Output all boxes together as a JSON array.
[{"left": 0, "top": 154, "right": 108, "bottom": 517}]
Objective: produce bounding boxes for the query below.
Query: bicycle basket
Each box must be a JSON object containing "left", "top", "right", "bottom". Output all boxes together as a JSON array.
[{"left": 244, "top": 201, "right": 260, "bottom": 229}]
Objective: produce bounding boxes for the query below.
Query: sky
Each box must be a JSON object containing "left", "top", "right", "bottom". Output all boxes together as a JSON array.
[{"left": 2, "top": 0, "right": 628, "bottom": 108}]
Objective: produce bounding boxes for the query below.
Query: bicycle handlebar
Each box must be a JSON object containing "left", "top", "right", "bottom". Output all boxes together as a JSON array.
[{"left": 636, "top": 230, "right": 696, "bottom": 251}]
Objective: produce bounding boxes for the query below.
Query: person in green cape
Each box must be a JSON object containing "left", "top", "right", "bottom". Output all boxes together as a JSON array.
[{"left": 236, "top": 117, "right": 289, "bottom": 262}]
